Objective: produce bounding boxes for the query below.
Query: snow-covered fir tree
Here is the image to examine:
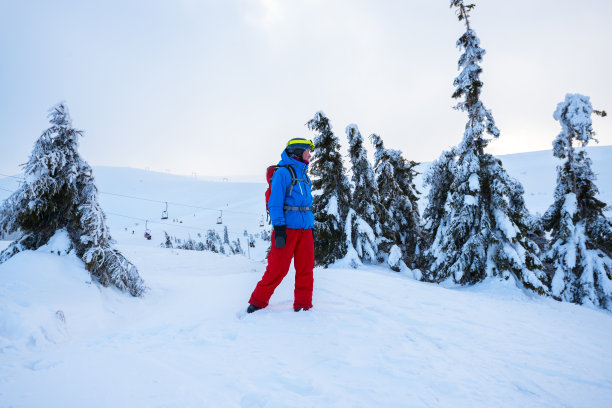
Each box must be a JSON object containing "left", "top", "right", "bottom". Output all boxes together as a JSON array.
[
  {"left": 163, "top": 231, "right": 173, "bottom": 248},
  {"left": 346, "top": 124, "right": 381, "bottom": 263},
  {"left": 422, "top": 1, "right": 548, "bottom": 294},
  {"left": 206, "top": 229, "right": 224, "bottom": 253},
  {"left": 542, "top": 94, "right": 611, "bottom": 310},
  {"left": 423, "top": 148, "right": 456, "bottom": 250},
  {"left": 231, "top": 238, "right": 243, "bottom": 255},
  {"left": 370, "top": 133, "right": 421, "bottom": 270},
  {"left": 0, "top": 103, "right": 146, "bottom": 296},
  {"left": 223, "top": 225, "right": 230, "bottom": 245},
  {"left": 307, "top": 111, "right": 352, "bottom": 267}
]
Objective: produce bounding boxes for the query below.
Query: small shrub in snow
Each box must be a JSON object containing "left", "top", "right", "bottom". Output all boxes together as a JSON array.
[
  {"left": 162, "top": 231, "right": 173, "bottom": 248},
  {"left": 232, "top": 238, "right": 243, "bottom": 255},
  {"left": 258, "top": 229, "right": 271, "bottom": 242}
]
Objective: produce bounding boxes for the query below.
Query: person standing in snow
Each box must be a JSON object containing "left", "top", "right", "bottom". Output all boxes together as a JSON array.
[{"left": 247, "top": 138, "right": 315, "bottom": 313}]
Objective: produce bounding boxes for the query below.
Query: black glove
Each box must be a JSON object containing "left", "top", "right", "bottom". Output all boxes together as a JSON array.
[{"left": 274, "top": 225, "right": 287, "bottom": 249}]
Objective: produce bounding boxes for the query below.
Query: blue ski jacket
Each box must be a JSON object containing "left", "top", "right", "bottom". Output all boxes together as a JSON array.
[{"left": 269, "top": 150, "right": 314, "bottom": 229}]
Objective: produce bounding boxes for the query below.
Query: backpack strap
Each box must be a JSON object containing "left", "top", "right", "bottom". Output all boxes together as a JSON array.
[
  {"left": 279, "top": 165, "right": 298, "bottom": 197},
  {"left": 277, "top": 165, "right": 310, "bottom": 199}
]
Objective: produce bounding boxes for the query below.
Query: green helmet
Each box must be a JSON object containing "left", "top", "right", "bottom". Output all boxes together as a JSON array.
[{"left": 285, "top": 138, "right": 315, "bottom": 157}]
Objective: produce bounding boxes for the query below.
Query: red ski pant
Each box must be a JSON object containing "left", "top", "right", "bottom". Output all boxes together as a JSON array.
[{"left": 249, "top": 228, "right": 314, "bottom": 310}]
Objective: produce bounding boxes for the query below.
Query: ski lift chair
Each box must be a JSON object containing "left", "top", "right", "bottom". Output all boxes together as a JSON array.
[
  {"left": 144, "top": 220, "right": 152, "bottom": 240},
  {"left": 161, "top": 202, "right": 169, "bottom": 220},
  {"left": 216, "top": 210, "right": 223, "bottom": 225}
]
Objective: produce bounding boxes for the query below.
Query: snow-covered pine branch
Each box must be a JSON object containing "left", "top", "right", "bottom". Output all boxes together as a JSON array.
[{"left": 0, "top": 102, "right": 146, "bottom": 297}]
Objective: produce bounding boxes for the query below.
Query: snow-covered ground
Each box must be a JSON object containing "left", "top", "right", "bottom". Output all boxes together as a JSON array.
[{"left": 1, "top": 146, "right": 611, "bottom": 407}]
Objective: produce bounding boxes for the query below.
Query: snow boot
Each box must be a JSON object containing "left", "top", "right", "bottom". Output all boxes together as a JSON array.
[{"left": 247, "top": 304, "right": 262, "bottom": 314}]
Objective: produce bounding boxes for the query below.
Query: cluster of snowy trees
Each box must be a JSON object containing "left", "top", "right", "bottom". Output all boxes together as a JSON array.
[
  {"left": 307, "top": 112, "right": 422, "bottom": 274},
  {"left": 162, "top": 226, "right": 259, "bottom": 256},
  {"left": 0, "top": 103, "right": 146, "bottom": 296},
  {"left": 309, "top": 1, "right": 611, "bottom": 311}
]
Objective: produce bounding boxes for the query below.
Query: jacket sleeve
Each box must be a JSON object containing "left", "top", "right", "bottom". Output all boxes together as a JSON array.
[{"left": 268, "top": 167, "right": 289, "bottom": 226}]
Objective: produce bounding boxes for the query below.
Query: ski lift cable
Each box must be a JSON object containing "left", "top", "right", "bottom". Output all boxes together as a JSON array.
[
  {"left": 98, "top": 191, "right": 261, "bottom": 216},
  {"left": 0, "top": 173, "right": 263, "bottom": 217},
  {"left": 0, "top": 184, "right": 263, "bottom": 239},
  {"left": 105, "top": 211, "right": 256, "bottom": 238}
]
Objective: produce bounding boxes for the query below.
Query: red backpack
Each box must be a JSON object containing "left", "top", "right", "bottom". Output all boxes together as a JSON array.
[{"left": 265, "top": 165, "right": 298, "bottom": 214}]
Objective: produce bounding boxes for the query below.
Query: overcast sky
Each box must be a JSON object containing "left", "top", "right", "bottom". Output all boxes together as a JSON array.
[{"left": 1, "top": 0, "right": 610, "bottom": 178}]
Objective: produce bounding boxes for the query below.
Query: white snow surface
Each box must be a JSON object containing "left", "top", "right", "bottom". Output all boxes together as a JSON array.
[
  {"left": 468, "top": 172, "right": 479, "bottom": 191},
  {"left": 387, "top": 244, "right": 402, "bottom": 267},
  {"left": 1, "top": 148, "right": 612, "bottom": 407},
  {"left": 493, "top": 209, "right": 518, "bottom": 240},
  {"left": 2, "top": 241, "right": 611, "bottom": 408},
  {"left": 324, "top": 194, "right": 339, "bottom": 219},
  {"left": 463, "top": 194, "right": 476, "bottom": 206},
  {"left": 36, "top": 229, "right": 72, "bottom": 255}
]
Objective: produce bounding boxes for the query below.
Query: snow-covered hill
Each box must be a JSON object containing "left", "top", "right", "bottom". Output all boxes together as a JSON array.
[
  {"left": 414, "top": 145, "right": 612, "bottom": 217},
  {"left": 1, "top": 146, "right": 611, "bottom": 407}
]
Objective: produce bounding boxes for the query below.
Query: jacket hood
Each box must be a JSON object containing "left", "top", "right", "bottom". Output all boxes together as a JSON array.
[{"left": 279, "top": 150, "right": 309, "bottom": 170}]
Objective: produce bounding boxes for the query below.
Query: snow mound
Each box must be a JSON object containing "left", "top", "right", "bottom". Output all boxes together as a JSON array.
[
  {"left": 0, "top": 251, "right": 83, "bottom": 351},
  {"left": 37, "top": 228, "right": 72, "bottom": 255}
]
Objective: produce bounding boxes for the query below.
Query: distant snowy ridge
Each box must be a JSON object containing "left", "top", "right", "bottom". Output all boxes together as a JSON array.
[
  {"left": 1, "top": 145, "right": 610, "bottom": 215},
  {"left": 415, "top": 145, "right": 612, "bottom": 215}
]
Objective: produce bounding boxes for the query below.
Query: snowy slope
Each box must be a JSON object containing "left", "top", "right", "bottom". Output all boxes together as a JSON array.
[
  {"left": 1, "top": 240, "right": 611, "bottom": 408},
  {"left": 0, "top": 166, "right": 270, "bottom": 255},
  {"left": 414, "top": 145, "right": 612, "bottom": 217},
  {"left": 1, "top": 147, "right": 612, "bottom": 408},
  {"left": 492, "top": 145, "right": 611, "bottom": 216}
]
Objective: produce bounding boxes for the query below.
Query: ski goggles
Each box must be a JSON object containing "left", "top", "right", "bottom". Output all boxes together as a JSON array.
[{"left": 286, "top": 138, "right": 315, "bottom": 151}]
